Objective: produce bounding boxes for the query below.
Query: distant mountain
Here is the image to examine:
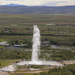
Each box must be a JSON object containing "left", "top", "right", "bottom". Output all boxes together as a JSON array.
[
  {"left": 3, "top": 4, "right": 26, "bottom": 6},
  {"left": 0, "top": 5, "right": 75, "bottom": 14}
]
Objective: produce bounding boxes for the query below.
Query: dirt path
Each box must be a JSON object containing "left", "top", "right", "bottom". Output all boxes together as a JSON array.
[
  {"left": 61, "top": 60, "right": 75, "bottom": 65},
  {"left": 12, "top": 70, "right": 45, "bottom": 74}
]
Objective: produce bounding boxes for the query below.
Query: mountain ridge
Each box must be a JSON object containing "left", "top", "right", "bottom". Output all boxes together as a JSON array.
[
  {"left": 0, "top": 5, "right": 75, "bottom": 14},
  {"left": 1, "top": 4, "right": 27, "bottom": 6}
]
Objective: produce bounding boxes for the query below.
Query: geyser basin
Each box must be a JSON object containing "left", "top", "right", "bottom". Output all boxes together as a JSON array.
[
  {"left": 16, "top": 60, "right": 63, "bottom": 67},
  {"left": 1, "top": 65, "right": 16, "bottom": 72},
  {"left": 0, "top": 60, "right": 63, "bottom": 72},
  {"left": 29, "top": 61, "right": 42, "bottom": 65},
  {"left": 0, "top": 25, "right": 63, "bottom": 72}
]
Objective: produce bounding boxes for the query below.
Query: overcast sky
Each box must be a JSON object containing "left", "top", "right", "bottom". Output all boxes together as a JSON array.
[{"left": 0, "top": 0, "right": 75, "bottom": 6}]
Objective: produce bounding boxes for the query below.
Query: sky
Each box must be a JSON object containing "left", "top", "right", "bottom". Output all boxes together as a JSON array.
[{"left": 0, "top": 0, "right": 75, "bottom": 6}]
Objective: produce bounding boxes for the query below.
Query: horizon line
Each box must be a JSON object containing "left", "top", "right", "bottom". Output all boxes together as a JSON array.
[{"left": 0, "top": 4, "right": 75, "bottom": 7}]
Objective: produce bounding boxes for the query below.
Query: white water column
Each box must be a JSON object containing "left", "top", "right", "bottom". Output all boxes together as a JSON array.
[{"left": 32, "top": 25, "right": 40, "bottom": 61}]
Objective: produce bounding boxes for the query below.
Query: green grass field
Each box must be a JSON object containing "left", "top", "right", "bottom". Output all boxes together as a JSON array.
[
  {"left": 0, "top": 59, "right": 20, "bottom": 67},
  {"left": 0, "top": 14, "right": 75, "bottom": 75},
  {"left": 10, "top": 73, "right": 34, "bottom": 75}
]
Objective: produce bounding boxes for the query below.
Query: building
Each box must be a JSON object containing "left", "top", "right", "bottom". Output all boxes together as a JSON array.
[
  {"left": 54, "top": 34, "right": 63, "bottom": 37},
  {"left": 45, "top": 24, "right": 56, "bottom": 26},
  {"left": 0, "top": 41, "right": 9, "bottom": 46},
  {"left": 41, "top": 41, "right": 50, "bottom": 46},
  {"left": 14, "top": 44, "right": 28, "bottom": 47}
]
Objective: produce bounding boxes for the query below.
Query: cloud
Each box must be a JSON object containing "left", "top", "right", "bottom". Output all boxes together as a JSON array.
[
  {"left": 42, "top": 1, "right": 68, "bottom": 6},
  {"left": 0, "top": 0, "right": 75, "bottom": 6}
]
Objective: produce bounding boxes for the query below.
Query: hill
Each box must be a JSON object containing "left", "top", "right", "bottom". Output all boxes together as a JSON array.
[
  {"left": 0, "top": 5, "right": 75, "bottom": 14},
  {"left": 3, "top": 4, "right": 26, "bottom": 6}
]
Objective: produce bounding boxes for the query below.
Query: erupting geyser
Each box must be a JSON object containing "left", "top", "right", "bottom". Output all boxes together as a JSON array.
[
  {"left": 32, "top": 25, "right": 40, "bottom": 61},
  {"left": 29, "top": 25, "right": 42, "bottom": 65}
]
